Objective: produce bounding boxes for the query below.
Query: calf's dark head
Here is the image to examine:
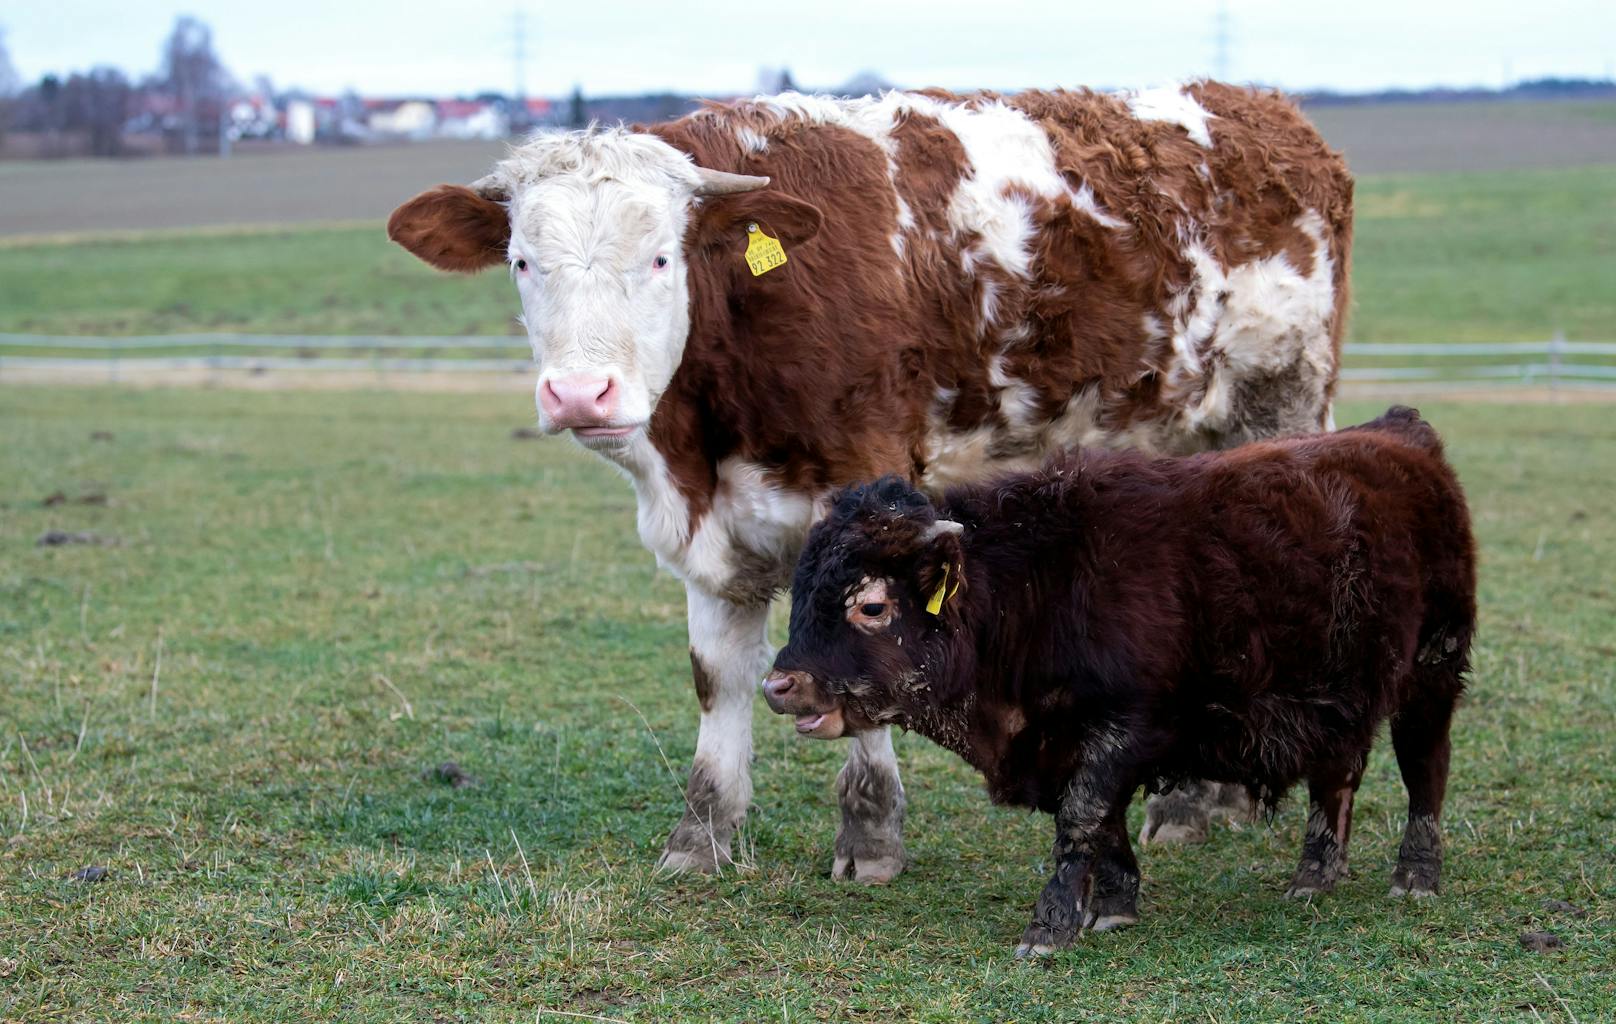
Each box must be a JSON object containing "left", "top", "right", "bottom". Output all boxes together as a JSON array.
[{"left": 764, "top": 477, "right": 968, "bottom": 739}]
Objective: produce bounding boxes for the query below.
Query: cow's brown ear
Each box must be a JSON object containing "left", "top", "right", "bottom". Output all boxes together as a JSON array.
[
  {"left": 387, "top": 185, "right": 510, "bottom": 273},
  {"left": 697, "top": 190, "right": 823, "bottom": 248}
]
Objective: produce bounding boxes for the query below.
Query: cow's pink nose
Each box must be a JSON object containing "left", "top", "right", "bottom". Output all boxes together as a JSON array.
[{"left": 539, "top": 374, "right": 618, "bottom": 428}]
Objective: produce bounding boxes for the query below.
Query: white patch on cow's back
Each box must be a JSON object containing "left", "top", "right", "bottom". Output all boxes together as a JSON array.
[
  {"left": 759, "top": 91, "right": 1121, "bottom": 257},
  {"left": 1126, "top": 86, "right": 1214, "bottom": 147}
]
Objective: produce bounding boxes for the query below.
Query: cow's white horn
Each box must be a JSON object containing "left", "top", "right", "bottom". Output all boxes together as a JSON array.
[
  {"left": 692, "top": 167, "right": 771, "bottom": 196},
  {"left": 469, "top": 174, "right": 510, "bottom": 201}
]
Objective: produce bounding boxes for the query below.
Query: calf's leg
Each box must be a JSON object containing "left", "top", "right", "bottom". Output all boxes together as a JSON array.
[
  {"left": 1389, "top": 689, "right": 1458, "bottom": 897},
  {"left": 1017, "top": 742, "right": 1134, "bottom": 956},
  {"left": 1086, "top": 805, "right": 1141, "bottom": 931},
  {"left": 832, "top": 727, "right": 906, "bottom": 884},
  {"left": 1286, "top": 756, "right": 1365, "bottom": 897},
  {"left": 659, "top": 587, "right": 771, "bottom": 874}
]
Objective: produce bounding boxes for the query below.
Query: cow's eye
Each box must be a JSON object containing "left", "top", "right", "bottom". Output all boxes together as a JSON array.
[
  {"left": 653, "top": 254, "right": 669, "bottom": 269},
  {"left": 515, "top": 259, "right": 528, "bottom": 272},
  {"left": 860, "top": 602, "right": 886, "bottom": 617}
]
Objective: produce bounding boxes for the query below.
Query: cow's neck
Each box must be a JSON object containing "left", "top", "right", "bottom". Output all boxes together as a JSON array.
[{"left": 598, "top": 387, "right": 818, "bottom": 603}]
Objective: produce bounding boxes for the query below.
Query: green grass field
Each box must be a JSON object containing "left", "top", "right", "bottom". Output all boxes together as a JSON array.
[
  {"left": 2, "top": 389, "right": 1612, "bottom": 1022},
  {"left": 2, "top": 165, "right": 1613, "bottom": 346}
]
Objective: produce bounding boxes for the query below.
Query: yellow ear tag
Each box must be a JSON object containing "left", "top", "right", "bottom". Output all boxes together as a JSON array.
[
  {"left": 744, "top": 221, "right": 787, "bottom": 277},
  {"left": 926, "top": 563, "right": 957, "bottom": 616}
]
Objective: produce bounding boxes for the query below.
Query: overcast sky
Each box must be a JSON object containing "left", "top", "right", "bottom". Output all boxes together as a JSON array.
[{"left": 5, "top": 1, "right": 1614, "bottom": 98}]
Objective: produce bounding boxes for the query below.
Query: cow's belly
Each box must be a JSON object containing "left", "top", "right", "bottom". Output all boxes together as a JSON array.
[{"left": 920, "top": 384, "right": 1198, "bottom": 493}]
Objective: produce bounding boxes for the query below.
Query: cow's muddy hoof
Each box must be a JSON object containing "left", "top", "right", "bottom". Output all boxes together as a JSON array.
[
  {"left": 831, "top": 853, "right": 903, "bottom": 885},
  {"left": 656, "top": 843, "right": 732, "bottom": 876},
  {"left": 1140, "top": 821, "right": 1207, "bottom": 845}
]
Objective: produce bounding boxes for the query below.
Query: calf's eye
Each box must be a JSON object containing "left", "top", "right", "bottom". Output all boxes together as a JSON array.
[
  {"left": 860, "top": 602, "right": 886, "bottom": 617},
  {"left": 515, "top": 259, "right": 528, "bottom": 271},
  {"left": 653, "top": 255, "right": 669, "bottom": 269}
]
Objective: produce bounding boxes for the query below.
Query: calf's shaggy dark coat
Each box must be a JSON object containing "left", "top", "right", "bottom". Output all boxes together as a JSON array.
[{"left": 763, "top": 408, "right": 1476, "bottom": 954}]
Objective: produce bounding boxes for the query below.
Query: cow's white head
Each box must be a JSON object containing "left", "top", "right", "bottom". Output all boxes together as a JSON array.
[{"left": 388, "top": 127, "right": 822, "bottom": 454}]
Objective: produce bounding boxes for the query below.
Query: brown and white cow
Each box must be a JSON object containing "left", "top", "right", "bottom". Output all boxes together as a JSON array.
[{"left": 387, "top": 82, "right": 1355, "bottom": 879}]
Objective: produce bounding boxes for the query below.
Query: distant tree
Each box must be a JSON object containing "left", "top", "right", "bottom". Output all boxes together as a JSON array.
[
  {"left": 568, "top": 85, "right": 587, "bottom": 129},
  {"left": 157, "top": 15, "right": 229, "bottom": 154},
  {"left": 0, "top": 27, "right": 19, "bottom": 149},
  {"left": 62, "top": 67, "right": 132, "bottom": 156}
]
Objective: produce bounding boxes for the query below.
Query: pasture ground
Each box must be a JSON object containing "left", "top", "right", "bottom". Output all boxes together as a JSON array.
[{"left": 2, "top": 389, "right": 1612, "bottom": 1022}]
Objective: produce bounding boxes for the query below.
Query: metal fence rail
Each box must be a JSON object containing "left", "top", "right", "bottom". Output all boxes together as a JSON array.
[{"left": 2, "top": 335, "right": 1613, "bottom": 390}]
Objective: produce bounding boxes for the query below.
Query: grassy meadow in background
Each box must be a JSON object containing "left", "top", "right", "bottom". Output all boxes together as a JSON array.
[
  {"left": 2, "top": 391, "right": 1612, "bottom": 1022},
  {"left": 0, "top": 164, "right": 1613, "bottom": 345}
]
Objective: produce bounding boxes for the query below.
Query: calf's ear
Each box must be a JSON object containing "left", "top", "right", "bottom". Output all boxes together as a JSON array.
[
  {"left": 387, "top": 185, "right": 511, "bottom": 273},
  {"left": 697, "top": 190, "right": 823, "bottom": 249},
  {"left": 915, "top": 520, "right": 967, "bottom": 616}
]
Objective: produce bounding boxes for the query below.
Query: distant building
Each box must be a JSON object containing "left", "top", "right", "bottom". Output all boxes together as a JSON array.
[
  {"left": 285, "top": 100, "right": 315, "bottom": 144},
  {"left": 368, "top": 99, "right": 437, "bottom": 139},
  {"left": 437, "top": 99, "right": 507, "bottom": 139}
]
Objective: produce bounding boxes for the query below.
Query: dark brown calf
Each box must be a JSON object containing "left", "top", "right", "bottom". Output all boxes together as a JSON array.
[{"left": 765, "top": 407, "right": 1475, "bottom": 954}]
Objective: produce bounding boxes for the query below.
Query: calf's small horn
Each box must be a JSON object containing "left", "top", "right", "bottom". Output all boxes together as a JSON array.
[
  {"left": 692, "top": 167, "right": 771, "bottom": 196},
  {"left": 923, "top": 519, "right": 965, "bottom": 541}
]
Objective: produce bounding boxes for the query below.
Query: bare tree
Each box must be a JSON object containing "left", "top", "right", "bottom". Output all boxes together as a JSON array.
[
  {"left": 568, "top": 85, "right": 588, "bottom": 129},
  {"left": 62, "top": 67, "right": 132, "bottom": 157},
  {"left": 0, "top": 27, "right": 20, "bottom": 150},
  {"left": 157, "top": 15, "right": 228, "bottom": 154}
]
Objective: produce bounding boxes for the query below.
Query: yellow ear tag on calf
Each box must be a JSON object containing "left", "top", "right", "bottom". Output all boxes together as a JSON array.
[
  {"left": 744, "top": 221, "right": 787, "bottom": 277},
  {"left": 926, "top": 563, "right": 958, "bottom": 616}
]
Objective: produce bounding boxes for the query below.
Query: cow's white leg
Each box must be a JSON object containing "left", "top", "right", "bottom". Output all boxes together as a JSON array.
[
  {"left": 831, "top": 727, "right": 907, "bottom": 884},
  {"left": 658, "top": 585, "right": 770, "bottom": 874}
]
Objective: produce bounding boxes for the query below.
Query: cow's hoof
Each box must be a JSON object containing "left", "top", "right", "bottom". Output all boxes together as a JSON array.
[
  {"left": 1209, "top": 784, "right": 1259, "bottom": 827},
  {"left": 1389, "top": 862, "right": 1440, "bottom": 898},
  {"left": 831, "top": 853, "right": 904, "bottom": 885},
  {"left": 1138, "top": 790, "right": 1211, "bottom": 846},
  {"left": 1014, "top": 924, "right": 1075, "bottom": 958},
  {"left": 1138, "top": 820, "right": 1208, "bottom": 846},
  {"left": 656, "top": 844, "right": 730, "bottom": 876}
]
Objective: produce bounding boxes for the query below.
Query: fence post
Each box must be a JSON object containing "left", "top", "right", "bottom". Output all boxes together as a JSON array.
[{"left": 1548, "top": 331, "right": 1565, "bottom": 391}]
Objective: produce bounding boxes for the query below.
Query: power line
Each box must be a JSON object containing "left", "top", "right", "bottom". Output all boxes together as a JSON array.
[
  {"left": 1213, "top": 0, "right": 1232, "bottom": 81},
  {"left": 513, "top": 7, "right": 527, "bottom": 102}
]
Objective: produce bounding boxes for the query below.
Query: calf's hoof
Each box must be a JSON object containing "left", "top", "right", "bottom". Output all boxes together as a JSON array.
[
  {"left": 1014, "top": 923, "right": 1076, "bottom": 959},
  {"left": 1286, "top": 860, "right": 1346, "bottom": 899},
  {"left": 831, "top": 851, "right": 904, "bottom": 885},
  {"left": 1389, "top": 861, "right": 1441, "bottom": 898},
  {"left": 1084, "top": 892, "right": 1140, "bottom": 932}
]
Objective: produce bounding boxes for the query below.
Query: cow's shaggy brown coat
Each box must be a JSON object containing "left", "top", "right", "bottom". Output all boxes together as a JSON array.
[{"left": 765, "top": 408, "right": 1475, "bottom": 953}]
